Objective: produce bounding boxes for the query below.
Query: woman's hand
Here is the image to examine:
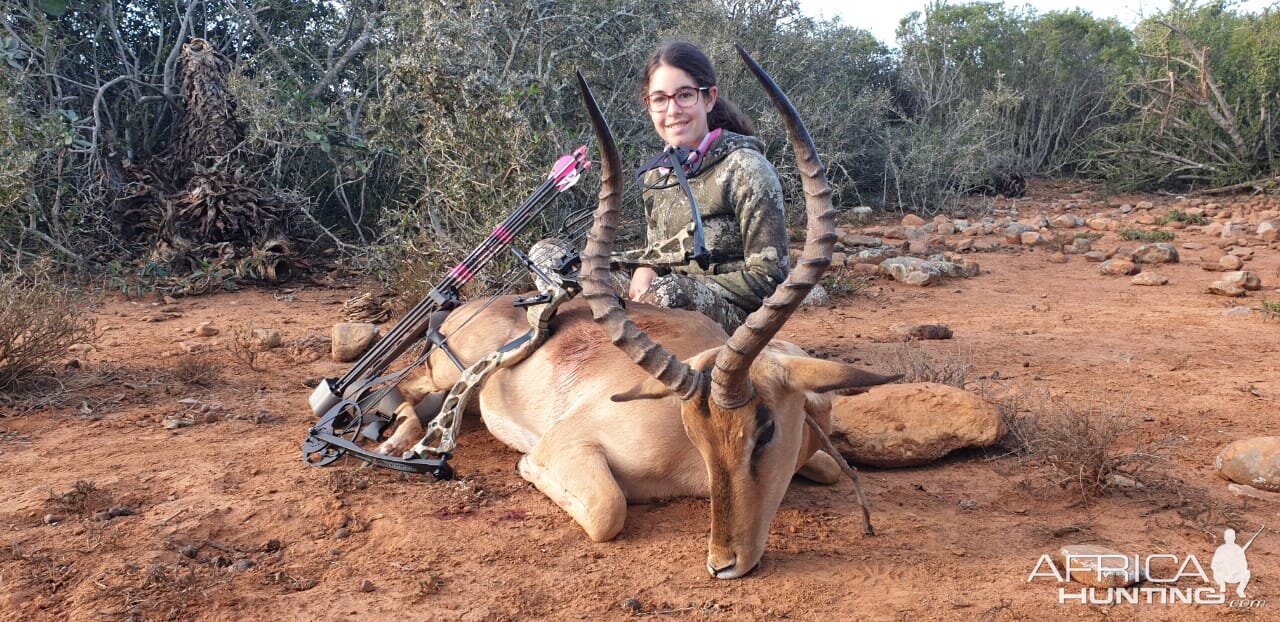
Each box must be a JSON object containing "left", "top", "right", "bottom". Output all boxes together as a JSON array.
[{"left": 629, "top": 266, "right": 658, "bottom": 301}]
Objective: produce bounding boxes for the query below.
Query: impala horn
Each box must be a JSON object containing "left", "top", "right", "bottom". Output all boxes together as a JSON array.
[{"left": 577, "top": 71, "right": 702, "bottom": 400}]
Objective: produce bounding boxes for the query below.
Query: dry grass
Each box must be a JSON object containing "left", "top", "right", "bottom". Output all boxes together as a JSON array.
[
  {"left": 45, "top": 480, "right": 114, "bottom": 517},
  {"left": 881, "top": 342, "right": 974, "bottom": 388},
  {"left": 0, "top": 269, "right": 97, "bottom": 392},
  {"left": 993, "top": 388, "right": 1175, "bottom": 502},
  {"left": 225, "top": 323, "right": 264, "bottom": 371},
  {"left": 169, "top": 352, "right": 224, "bottom": 386}
]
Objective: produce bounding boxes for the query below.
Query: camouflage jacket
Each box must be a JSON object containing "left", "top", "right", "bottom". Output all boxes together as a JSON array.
[{"left": 617, "top": 131, "right": 789, "bottom": 312}]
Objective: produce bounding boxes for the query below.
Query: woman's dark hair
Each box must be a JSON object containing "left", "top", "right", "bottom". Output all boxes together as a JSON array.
[{"left": 643, "top": 41, "right": 756, "bottom": 137}]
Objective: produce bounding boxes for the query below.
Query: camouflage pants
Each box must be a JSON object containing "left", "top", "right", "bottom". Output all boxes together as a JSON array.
[
  {"left": 634, "top": 273, "right": 746, "bottom": 334},
  {"left": 530, "top": 238, "right": 745, "bottom": 333}
]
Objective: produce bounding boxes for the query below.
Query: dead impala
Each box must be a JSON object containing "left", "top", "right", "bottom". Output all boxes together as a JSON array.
[{"left": 378, "top": 46, "right": 895, "bottom": 578}]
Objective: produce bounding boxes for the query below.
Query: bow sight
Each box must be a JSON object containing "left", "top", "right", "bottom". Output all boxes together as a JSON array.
[{"left": 302, "top": 146, "right": 591, "bottom": 477}]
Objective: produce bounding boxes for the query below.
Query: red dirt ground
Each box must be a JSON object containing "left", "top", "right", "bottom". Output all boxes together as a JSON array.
[{"left": 2, "top": 182, "right": 1279, "bottom": 621}]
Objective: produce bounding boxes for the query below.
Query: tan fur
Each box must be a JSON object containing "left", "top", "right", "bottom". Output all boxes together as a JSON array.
[{"left": 379, "top": 296, "right": 894, "bottom": 578}]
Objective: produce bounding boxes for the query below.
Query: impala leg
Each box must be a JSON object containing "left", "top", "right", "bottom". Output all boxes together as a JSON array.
[
  {"left": 797, "top": 450, "right": 842, "bottom": 484},
  {"left": 377, "top": 391, "right": 445, "bottom": 456},
  {"left": 518, "top": 437, "right": 626, "bottom": 543}
]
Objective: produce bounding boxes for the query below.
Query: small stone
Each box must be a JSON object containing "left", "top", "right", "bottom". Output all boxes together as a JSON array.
[
  {"left": 331, "top": 323, "right": 380, "bottom": 362},
  {"left": 1132, "top": 243, "right": 1179, "bottom": 264},
  {"left": 1068, "top": 237, "right": 1092, "bottom": 254},
  {"left": 180, "top": 544, "right": 199, "bottom": 558},
  {"left": 1229, "top": 246, "right": 1255, "bottom": 259},
  {"left": 252, "top": 328, "right": 283, "bottom": 350},
  {"left": 1004, "top": 223, "right": 1035, "bottom": 245},
  {"left": 1086, "top": 217, "right": 1112, "bottom": 231},
  {"left": 234, "top": 559, "right": 255, "bottom": 571},
  {"left": 890, "top": 323, "right": 953, "bottom": 341},
  {"left": 848, "top": 206, "right": 873, "bottom": 226},
  {"left": 953, "top": 238, "right": 974, "bottom": 252},
  {"left": 1057, "top": 545, "right": 1138, "bottom": 588},
  {"left": 958, "top": 499, "right": 980, "bottom": 511},
  {"left": 67, "top": 343, "right": 95, "bottom": 355},
  {"left": 1131, "top": 272, "right": 1168, "bottom": 286},
  {"left": 1216, "top": 437, "right": 1280, "bottom": 492},
  {"left": 163, "top": 417, "right": 196, "bottom": 430},
  {"left": 1099, "top": 258, "right": 1138, "bottom": 276},
  {"left": 1050, "top": 214, "right": 1078, "bottom": 229},
  {"left": 879, "top": 257, "right": 939, "bottom": 287},
  {"left": 43, "top": 513, "right": 60, "bottom": 525},
  {"left": 1136, "top": 201, "right": 1154, "bottom": 210},
  {"left": 1047, "top": 252, "right": 1068, "bottom": 264},
  {"left": 335, "top": 527, "right": 351, "bottom": 539},
  {"left": 901, "top": 214, "right": 926, "bottom": 227},
  {"left": 829, "top": 383, "right": 1003, "bottom": 467},
  {"left": 108, "top": 507, "right": 134, "bottom": 518},
  {"left": 1083, "top": 251, "right": 1105, "bottom": 262},
  {"left": 622, "top": 598, "right": 643, "bottom": 614},
  {"left": 937, "top": 222, "right": 956, "bottom": 235},
  {"left": 1208, "top": 281, "right": 1246, "bottom": 297},
  {"left": 1220, "top": 271, "right": 1263, "bottom": 291},
  {"left": 163, "top": 295, "right": 178, "bottom": 305},
  {"left": 1219, "top": 255, "right": 1244, "bottom": 271},
  {"left": 1223, "top": 306, "right": 1254, "bottom": 317},
  {"left": 196, "top": 321, "right": 219, "bottom": 337},
  {"left": 93, "top": 510, "right": 112, "bottom": 521},
  {"left": 360, "top": 579, "right": 376, "bottom": 593},
  {"left": 1259, "top": 220, "right": 1277, "bottom": 242},
  {"left": 1020, "top": 231, "right": 1044, "bottom": 246}
]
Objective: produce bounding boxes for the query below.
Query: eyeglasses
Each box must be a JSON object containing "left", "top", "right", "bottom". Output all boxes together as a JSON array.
[{"left": 644, "top": 86, "right": 709, "bottom": 113}]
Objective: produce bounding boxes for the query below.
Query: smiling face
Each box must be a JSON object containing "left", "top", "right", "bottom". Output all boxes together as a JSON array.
[{"left": 646, "top": 64, "right": 718, "bottom": 149}]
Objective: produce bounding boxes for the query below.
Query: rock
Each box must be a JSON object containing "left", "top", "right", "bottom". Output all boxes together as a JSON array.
[
  {"left": 1219, "top": 255, "right": 1244, "bottom": 271},
  {"left": 1132, "top": 243, "right": 1179, "bottom": 264},
  {"left": 1020, "top": 231, "right": 1044, "bottom": 246},
  {"left": 332, "top": 323, "right": 379, "bottom": 362},
  {"left": 67, "top": 343, "right": 95, "bottom": 355},
  {"left": 1208, "top": 280, "right": 1246, "bottom": 297},
  {"left": 848, "top": 206, "right": 873, "bottom": 226},
  {"left": 901, "top": 214, "right": 926, "bottom": 227},
  {"left": 360, "top": 579, "right": 376, "bottom": 593},
  {"left": 1259, "top": 220, "right": 1277, "bottom": 242},
  {"left": 108, "top": 507, "right": 134, "bottom": 517},
  {"left": 43, "top": 513, "right": 60, "bottom": 525},
  {"left": 1131, "top": 272, "right": 1168, "bottom": 286},
  {"left": 830, "top": 252, "right": 847, "bottom": 267},
  {"left": 828, "top": 383, "right": 1004, "bottom": 467},
  {"left": 958, "top": 499, "right": 980, "bottom": 511},
  {"left": 851, "top": 263, "right": 880, "bottom": 275},
  {"left": 841, "top": 233, "right": 882, "bottom": 248},
  {"left": 1223, "top": 306, "right": 1254, "bottom": 317},
  {"left": 195, "top": 322, "right": 219, "bottom": 337},
  {"left": 1056, "top": 545, "right": 1139, "bottom": 588},
  {"left": 1086, "top": 217, "right": 1112, "bottom": 231},
  {"left": 1068, "top": 237, "right": 1092, "bottom": 254},
  {"left": 163, "top": 417, "right": 196, "bottom": 430},
  {"left": 1099, "top": 258, "right": 1138, "bottom": 276},
  {"left": 1135, "top": 214, "right": 1157, "bottom": 225},
  {"left": 800, "top": 283, "right": 831, "bottom": 307},
  {"left": 890, "top": 323, "right": 953, "bottom": 341},
  {"left": 234, "top": 559, "right": 255, "bottom": 572},
  {"left": 251, "top": 328, "right": 283, "bottom": 350},
  {"left": 880, "top": 257, "right": 939, "bottom": 287},
  {"left": 335, "top": 527, "right": 351, "bottom": 539},
  {"left": 1181, "top": 241, "right": 1205, "bottom": 250},
  {"left": 1220, "top": 271, "right": 1263, "bottom": 291},
  {"left": 882, "top": 226, "right": 906, "bottom": 240},
  {"left": 953, "top": 238, "right": 974, "bottom": 252},
  {"left": 854, "top": 247, "right": 895, "bottom": 265},
  {"left": 1047, "top": 252, "right": 1068, "bottom": 264},
  {"left": 937, "top": 222, "right": 956, "bottom": 235},
  {"left": 1205, "top": 222, "right": 1224, "bottom": 237},
  {"left": 1050, "top": 214, "right": 1078, "bottom": 229},
  {"left": 622, "top": 598, "right": 643, "bottom": 614},
  {"left": 1216, "top": 437, "right": 1280, "bottom": 492},
  {"left": 1083, "top": 251, "right": 1106, "bottom": 262},
  {"left": 93, "top": 510, "right": 112, "bottom": 522},
  {"left": 907, "top": 239, "right": 930, "bottom": 254},
  {"left": 1230, "top": 246, "right": 1255, "bottom": 259},
  {"left": 1136, "top": 200, "right": 1154, "bottom": 210},
  {"left": 1004, "top": 223, "right": 1035, "bottom": 245}
]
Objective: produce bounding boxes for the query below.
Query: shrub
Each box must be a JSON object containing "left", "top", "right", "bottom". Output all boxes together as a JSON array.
[
  {"left": 0, "top": 269, "right": 97, "bottom": 392},
  {"left": 1118, "top": 229, "right": 1174, "bottom": 241}
]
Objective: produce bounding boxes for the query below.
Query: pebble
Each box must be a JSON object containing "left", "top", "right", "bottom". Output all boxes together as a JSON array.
[
  {"left": 1219, "top": 255, "right": 1244, "bottom": 270},
  {"left": 93, "top": 510, "right": 112, "bottom": 521},
  {"left": 1216, "top": 437, "right": 1280, "bottom": 492},
  {"left": 163, "top": 417, "right": 196, "bottom": 430},
  {"left": 360, "top": 579, "right": 376, "bottom": 593},
  {"left": 1131, "top": 272, "right": 1168, "bottom": 286},
  {"left": 335, "top": 527, "right": 351, "bottom": 539},
  {"left": 1083, "top": 251, "right": 1106, "bottom": 262},
  {"left": 622, "top": 598, "right": 643, "bottom": 614},
  {"left": 180, "top": 544, "right": 199, "bottom": 558},
  {"left": 234, "top": 559, "right": 255, "bottom": 571},
  {"left": 196, "top": 321, "right": 219, "bottom": 337},
  {"left": 1099, "top": 258, "right": 1138, "bottom": 276},
  {"left": 890, "top": 323, "right": 953, "bottom": 341},
  {"left": 43, "top": 513, "right": 60, "bottom": 525},
  {"left": 1222, "top": 306, "right": 1254, "bottom": 317}
]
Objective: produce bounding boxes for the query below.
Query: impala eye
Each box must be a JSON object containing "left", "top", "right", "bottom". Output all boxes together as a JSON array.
[{"left": 757, "top": 420, "right": 775, "bottom": 447}]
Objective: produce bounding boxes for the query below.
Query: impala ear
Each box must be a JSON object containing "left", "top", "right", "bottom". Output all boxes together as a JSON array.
[
  {"left": 611, "top": 375, "right": 674, "bottom": 402},
  {"left": 781, "top": 356, "right": 900, "bottom": 394}
]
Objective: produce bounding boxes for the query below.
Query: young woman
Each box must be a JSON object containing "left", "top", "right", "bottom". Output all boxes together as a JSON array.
[{"left": 614, "top": 41, "right": 789, "bottom": 332}]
